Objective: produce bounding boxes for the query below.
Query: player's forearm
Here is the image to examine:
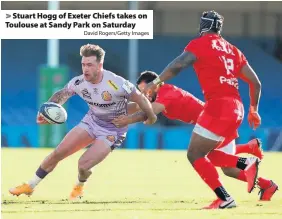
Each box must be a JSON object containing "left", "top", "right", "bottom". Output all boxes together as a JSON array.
[
  {"left": 239, "top": 64, "right": 261, "bottom": 111},
  {"left": 128, "top": 111, "right": 147, "bottom": 124},
  {"left": 137, "top": 96, "right": 155, "bottom": 119},
  {"left": 158, "top": 60, "right": 185, "bottom": 83},
  {"left": 127, "top": 102, "right": 140, "bottom": 115},
  {"left": 249, "top": 82, "right": 261, "bottom": 111},
  {"left": 154, "top": 52, "right": 196, "bottom": 84},
  {"left": 48, "top": 88, "right": 73, "bottom": 105}
]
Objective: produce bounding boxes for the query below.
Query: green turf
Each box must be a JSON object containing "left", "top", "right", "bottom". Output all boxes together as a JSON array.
[{"left": 2, "top": 148, "right": 282, "bottom": 219}]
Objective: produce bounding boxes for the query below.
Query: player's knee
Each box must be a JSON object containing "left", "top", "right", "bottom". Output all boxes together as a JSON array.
[
  {"left": 187, "top": 149, "right": 198, "bottom": 164},
  {"left": 187, "top": 147, "right": 206, "bottom": 163}
]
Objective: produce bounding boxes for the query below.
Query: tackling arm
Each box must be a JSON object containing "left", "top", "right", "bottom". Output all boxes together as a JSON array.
[
  {"left": 127, "top": 102, "right": 140, "bottom": 115},
  {"left": 153, "top": 51, "right": 196, "bottom": 85},
  {"left": 128, "top": 90, "right": 156, "bottom": 122},
  {"left": 129, "top": 102, "right": 165, "bottom": 123},
  {"left": 112, "top": 102, "right": 165, "bottom": 127}
]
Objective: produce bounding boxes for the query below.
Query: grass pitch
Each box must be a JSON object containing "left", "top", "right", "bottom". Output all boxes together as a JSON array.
[{"left": 2, "top": 148, "right": 282, "bottom": 219}]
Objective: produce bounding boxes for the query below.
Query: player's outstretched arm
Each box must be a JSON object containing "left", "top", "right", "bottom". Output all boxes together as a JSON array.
[
  {"left": 112, "top": 102, "right": 165, "bottom": 127},
  {"left": 129, "top": 102, "right": 165, "bottom": 124},
  {"left": 48, "top": 87, "right": 74, "bottom": 105},
  {"left": 127, "top": 102, "right": 140, "bottom": 115},
  {"left": 128, "top": 90, "right": 157, "bottom": 125},
  {"left": 238, "top": 63, "right": 262, "bottom": 129},
  {"left": 157, "top": 51, "right": 196, "bottom": 83},
  {"left": 142, "top": 52, "right": 196, "bottom": 94}
]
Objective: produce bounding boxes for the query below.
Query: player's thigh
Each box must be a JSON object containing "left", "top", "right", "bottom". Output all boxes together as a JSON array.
[
  {"left": 55, "top": 126, "right": 95, "bottom": 158},
  {"left": 78, "top": 139, "right": 112, "bottom": 170},
  {"left": 187, "top": 126, "right": 222, "bottom": 160}
]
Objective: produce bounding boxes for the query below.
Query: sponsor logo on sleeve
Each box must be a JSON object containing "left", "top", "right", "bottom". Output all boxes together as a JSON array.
[{"left": 108, "top": 80, "right": 119, "bottom": 91}]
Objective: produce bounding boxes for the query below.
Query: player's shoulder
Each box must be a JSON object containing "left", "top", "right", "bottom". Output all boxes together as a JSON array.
[
  {"left": 159, "top": 83, "right": 173, "bottom": 91},
  {"left": 159, "top": 84, "right": 182, "bottom": 94},
  {"left": 104, "top": 69, "right": 127, "bottom": 83},
  {"left": 67, "top": 75, "right": 84, "bottom": 87},
  {"left": 184, "top": 36, "right": 208, "bottom": 55},
  {"left": 103, "top": 69, "right": 134, "bottom": 93}
]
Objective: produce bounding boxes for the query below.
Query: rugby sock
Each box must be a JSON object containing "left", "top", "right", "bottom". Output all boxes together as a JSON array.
[
  {"left": 28, "top": 166, "right": 48, "bottom": 189},
  {"left": 236, "top": 157, "right": 248, "bottom": 170},
  {"left": 214, "top": 186, "right": 231, "bottom": 201},
  {"left": 76, "top": 179, "right": 86, "bottom": 186},
  {"left": 193, "top": 157, "right": 230, "bottom": 201},
  {"left": 235, "top": 143, "right": 252, "bottom": 154},
  {"left": 237, "top": 170, "right": 247, "bottom": 182},
  {"left": 207, "top": 150, "right": 248, "bottom": 170},
  {"left": 257, "top": 177, "right": 272, "bottom": 189}
]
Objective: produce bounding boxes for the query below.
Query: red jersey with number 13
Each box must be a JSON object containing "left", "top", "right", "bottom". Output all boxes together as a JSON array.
[{"left": 184, "top": 34, "right": 248, "bottom": 101}]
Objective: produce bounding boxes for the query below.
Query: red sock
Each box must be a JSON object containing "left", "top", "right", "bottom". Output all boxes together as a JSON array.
[
  {"left": 207, "top": 150, "right": 240, "bottom": 168},
  {"left": 237, "top": 170, "right": 247, "bottom": 182},
  {"left": 257, "top": 177, "right": 272, "bottom": 189},
  {"left": 235, "top": 143, "right": 251, "bottom": 154},
  {"left": 193, "top": 157, "right": 222, "bottom": 190}
]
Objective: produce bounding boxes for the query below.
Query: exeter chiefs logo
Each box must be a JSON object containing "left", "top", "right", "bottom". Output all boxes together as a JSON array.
[
  {"left": 106, "top": 135, "right": 116, "bottom": 142},
  {"left": 101, "top": 91, "right": 112, "bottom": 101}
]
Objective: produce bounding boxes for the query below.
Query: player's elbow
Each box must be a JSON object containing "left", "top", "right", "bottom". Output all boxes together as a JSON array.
[
  {"left": 252, "top": 80, "right": 261, "bottom": 90},
  {"left": 248, "top": 79, "right": 261, "bottom": 90}
]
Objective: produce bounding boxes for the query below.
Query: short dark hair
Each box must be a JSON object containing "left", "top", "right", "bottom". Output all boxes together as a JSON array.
[
  {"left": 80, "top": 44, "right": 105, "bottom": 62},
  {"left": 136, "top": 71, "right": 159, "bottom": 85}
]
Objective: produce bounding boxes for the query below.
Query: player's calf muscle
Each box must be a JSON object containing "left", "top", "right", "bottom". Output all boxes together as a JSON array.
[
  {"left": 221, "top": 167, "right": 240, "bottom": 178},
  {"left": 40, "top": 151, "right": 63, "bottom": 172}
]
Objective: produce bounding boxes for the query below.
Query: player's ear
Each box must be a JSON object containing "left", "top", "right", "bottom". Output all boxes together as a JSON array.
[{"left": 98, "top": 62, "right": 103, "bottom": 69}]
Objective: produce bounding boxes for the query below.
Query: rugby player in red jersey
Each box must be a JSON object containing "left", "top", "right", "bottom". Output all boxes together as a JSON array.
[
  {"left": 139, "top": 10, "right": 278, "bottom": 209},
  {"left": 112, "top": 70, "right": 278, "bottom": 204}
]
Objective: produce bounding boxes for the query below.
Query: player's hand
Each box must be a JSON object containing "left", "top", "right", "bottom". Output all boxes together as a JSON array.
[
  {"left": 112, "top": 115, "right": 131, "bottom": 128},
  {"left": 142, "top": 82, "right": 158, "bottom": 95},
  {"left": 36, "top": 112, "right": 50, "bottom": 124},
  {"left": 247, "top": 106, "right": 261, "bottom": 130},
  {"left": 143, "top": 114, "right": 157, "bottom": 125}
]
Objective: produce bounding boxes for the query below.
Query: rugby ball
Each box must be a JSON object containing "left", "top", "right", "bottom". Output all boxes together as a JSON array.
[{"left": 39, "top": 102, "right": 67, "bottom": 124}]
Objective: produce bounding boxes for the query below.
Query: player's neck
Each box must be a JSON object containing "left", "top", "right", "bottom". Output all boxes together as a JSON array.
[{"left": 202, "top": 32, "right": 219, "bottom": 37}]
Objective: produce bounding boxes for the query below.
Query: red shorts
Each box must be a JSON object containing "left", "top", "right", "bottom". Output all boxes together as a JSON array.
[{"left": 196, "top": 97, "right": 244, "bottom": 149}]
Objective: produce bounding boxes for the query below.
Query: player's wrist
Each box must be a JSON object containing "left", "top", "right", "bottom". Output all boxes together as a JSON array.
[
  {"left": 152, "top": 77, "right": 161, "bottom": 85},
  {"left": 128, "top": 116, "right": 134, "bottom": 124},
  {"left": 250, "top": 105, "right": 258, "bottom": 112}
]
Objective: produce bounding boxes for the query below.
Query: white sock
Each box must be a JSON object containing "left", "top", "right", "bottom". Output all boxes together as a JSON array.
[
  {"left": 28, "top": 175, "right": 43, "bottom": 189},
  {"left": 76, "top": 180, "right": 86, "bottom": 186}
]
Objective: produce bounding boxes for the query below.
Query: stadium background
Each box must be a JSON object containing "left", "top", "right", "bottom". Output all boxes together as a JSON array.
[{"left": 1, "top": 1, "right": 282, "bottom": 151}]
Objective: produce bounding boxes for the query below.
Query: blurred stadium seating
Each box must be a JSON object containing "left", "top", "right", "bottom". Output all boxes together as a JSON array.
[{"left": 1, "top": 1, "right": 282, "bottom": 150}]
